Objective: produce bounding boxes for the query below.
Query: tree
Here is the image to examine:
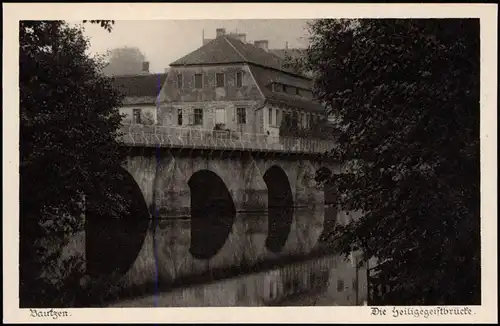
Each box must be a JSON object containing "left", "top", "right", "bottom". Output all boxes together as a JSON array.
[
  {"left": 19, "top": 20, "right": 130, "bottom": 307},
  {"left": 283, "top": 52, "right": 311, "bottom": 77},
  {"left": 102, "top": 46, "right": 147, "bottom": 76},
  {"left": 278, "top": 111, "right": 336, "bottom": 141},
  {"left": 141, "top": 111, "right": 155, "bottom": 125},
  {"left": 304, "top": 19, "right": 480, "bottom": 305}
]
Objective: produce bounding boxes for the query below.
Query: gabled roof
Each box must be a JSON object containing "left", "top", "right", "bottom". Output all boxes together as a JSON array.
[
  {"left": 249, "top": 65, "right": 323, "bottom": 113},
  {"left": 111, "top": 73, "right": 168, "bottom": 105},
  {"left": 170, "top": 35, "right": 307, "bottom": 79},
  {"left": 168, "top": 34, "right": 322, "bottom": 112}
]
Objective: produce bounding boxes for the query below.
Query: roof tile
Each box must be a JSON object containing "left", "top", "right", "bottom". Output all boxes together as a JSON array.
[
  {"left": 111, "top": 73, "right": 168, "bottom": 98},
  {"left": 169, "top": 37, "right": 244, "bottom": 66},
  {"left": 170, "top": 35, "right": 304, "bottom": 77}
]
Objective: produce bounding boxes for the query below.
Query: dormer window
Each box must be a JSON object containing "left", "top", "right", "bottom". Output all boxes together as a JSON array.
[
  {"left": 282, "top": 85, "right": 288, "bottom": 93},
  {"left": 235, "top": 72, "right": 243, "bottom": 88}
]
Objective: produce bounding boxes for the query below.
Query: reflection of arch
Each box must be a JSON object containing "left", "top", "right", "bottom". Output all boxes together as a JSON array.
[
  {"left": 188, "top": 170, "right": 236, "bottom": 260},
  {"left": 318, "top": 167, "right": 338, "bottom": 244},
  {"left": 263, "top": 165, "right": 294, "bottom": 253},
  {"left": 85, "top": 167, "right": 150, "bottom": 279}
]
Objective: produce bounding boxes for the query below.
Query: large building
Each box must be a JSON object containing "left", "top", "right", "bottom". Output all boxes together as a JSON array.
[{"left": 157, "top": 28, "right": 325, "bottom": 140}]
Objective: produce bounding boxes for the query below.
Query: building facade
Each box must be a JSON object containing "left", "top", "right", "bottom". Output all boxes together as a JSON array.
[
  {"left": 157, "top": 28, "right": 325, "bottom": 140},
  {"left": 111, "top": 62, "right": 168, "bottom": 125}
]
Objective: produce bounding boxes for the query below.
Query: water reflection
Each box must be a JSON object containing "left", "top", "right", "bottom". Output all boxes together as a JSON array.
[
  {"left": 188, "top": 170, "right": 236, "bottom": 259},
  {"left": 83, "top": 200, "right": 344, "bottom": 306},
  {"left": 319, "top": 178, "right": 338, "bottom": 244},
  {"left": 85, "top": 168, "right": 150, "bottom": 280},
  {"left": 263, "top": 165, "right": 294, "bottom": 253},
  {"left": 108, "top": 247, "right": 367, "bottom": 307}
]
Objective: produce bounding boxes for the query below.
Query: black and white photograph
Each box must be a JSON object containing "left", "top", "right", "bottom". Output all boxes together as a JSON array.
[{"left": 3, "top": 3, "right": 497, "bottom": 324}]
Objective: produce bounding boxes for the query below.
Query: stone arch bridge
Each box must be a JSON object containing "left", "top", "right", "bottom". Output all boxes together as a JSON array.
[{"left": 85, "top": 125, "right": 349, "bottom": 304}]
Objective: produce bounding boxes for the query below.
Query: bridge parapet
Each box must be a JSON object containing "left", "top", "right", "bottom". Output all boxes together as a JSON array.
[{"left": 119, "top": 124, "right": 336, "bottom": 154}]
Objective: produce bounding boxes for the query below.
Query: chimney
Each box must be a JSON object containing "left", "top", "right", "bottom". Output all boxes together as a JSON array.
[
  {"left": 142, "top": 61, "right": 150, "bottom": 74},
  {"left": 254, "top": 40, "right": 269, "bottom": 52},
  {"left": 164, "top": 67, "right": 169, "bottom": 73},
  {"left": 216, "top": 28, "right": 226, "bottom": 37},
  {"left": 236, "top": 33, "right": 247, "bottom": 43}
]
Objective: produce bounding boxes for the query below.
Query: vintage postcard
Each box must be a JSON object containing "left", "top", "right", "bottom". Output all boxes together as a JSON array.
[{"left": 3, "top": 2, "right": 498, "bottom": 324}]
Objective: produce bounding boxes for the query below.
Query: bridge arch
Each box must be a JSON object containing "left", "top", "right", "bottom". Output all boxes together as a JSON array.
[
  {"left": 188, "top": 169, "right": 236, "bottom": 260},
  {"left": 263, "top": 165, "right": 294, "bottom": 253},
  {"left": 316, "top": 166, "right": 338, "bottom": 244},
  {"left": 85, "top": 167, "right": 150, "bottom": 280}
]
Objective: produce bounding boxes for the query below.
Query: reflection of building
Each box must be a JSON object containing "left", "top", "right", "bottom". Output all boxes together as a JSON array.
[
  {"left": 157, "top": 28, "right": 325, "bottom": 139},
  {"left": 111, "top": 62, "right": 168, "bottom": 125}
]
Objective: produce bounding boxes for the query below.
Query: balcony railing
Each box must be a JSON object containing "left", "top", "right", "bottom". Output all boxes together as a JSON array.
[{"left": 119, "top": 124, "right": 336, "bottom": 155}]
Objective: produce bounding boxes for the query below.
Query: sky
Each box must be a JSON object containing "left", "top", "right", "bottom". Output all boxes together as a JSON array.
[{"left": 77, "top": 19, "right": 312, "bottom": 74}]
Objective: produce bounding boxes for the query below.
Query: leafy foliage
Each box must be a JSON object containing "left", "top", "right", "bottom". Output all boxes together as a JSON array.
[
  {"left": 303, "top": 19, "right": 480, "bottom": 305},
  {"left": 83, "top": 20, "right": 115, "bottom": 33},
  {"left": 141, "top": 111, "right": 155, "bottom": 125},
  {"left": 19, "top": 20, "right": 128, "bottom": 307},
  {"left": 102, "top": 46, "right": 148, "bottom": 77},
  {"left": 279, "top": 112, "right": 337, "bottom": 141}
]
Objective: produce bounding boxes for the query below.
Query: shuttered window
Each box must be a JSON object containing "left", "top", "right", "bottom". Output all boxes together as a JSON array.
[
  {"left": 194, "top": 74, "right": 203, "bottom": 89},
  {"left": 216, "top": 73, "right": 225, "bottom": 87}
]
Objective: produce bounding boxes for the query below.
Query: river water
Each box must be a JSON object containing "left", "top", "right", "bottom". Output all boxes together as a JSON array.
[{"left": 64, "top": 205, "right": 366, "bottom": 306}]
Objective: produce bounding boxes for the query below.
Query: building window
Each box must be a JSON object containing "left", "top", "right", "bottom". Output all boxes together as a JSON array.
[
  {"left": 268, "top": 108, "right": 273, "bottom": 126},
  {"left": 352, "top": 278, "right": 358, "bottom": 291},
  {"left": 337, "top": 279, "right": 345, "bottom": 292},
  {"left": 303, "top": 113, "right": 307, "bottom": 128},
  {"left": 176, "top": 74, "right": 183, "bottom": 88},
  {"left": 237, "top": 107, "right": 246, "bottom": 124},
  {"left": 194, "top": 74, "right": 203, "bottom": 89},
  {"left": 215, "top": 107, "right": 226, "bottom": 125},
  {"left": 295, "top": 87, "right": 300, "bottom": 95},
  {"left": 194, "top": 108, "right": 203, "bottom": 125},
  {"left": 133, "top": 109, "right": 141, "bottom": 124},
  {"left": 291, "top": 111, "right": 298, "bottom": 128},
  {"left": 236, "top": 72, "right": 243, "bottom": 88},
  {"left": 216, "top": 73, "right": 225, "bottom": 87},
  {"left": 276, "top": 109, "right": 281, "bottom": 126},
  {"left": 283, "top": 84, "right": 288, "bottom": 93},
  {"left": 177, "top": 109, "right": 183, "bottom": 126}
]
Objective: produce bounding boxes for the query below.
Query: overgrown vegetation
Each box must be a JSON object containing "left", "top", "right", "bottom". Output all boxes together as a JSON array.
[
  {"left": 19, "top": 20, "right": 130, "bottom": 307},
  {"left": 297, "top": 19, "right": 480, "bottom": 305}
]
